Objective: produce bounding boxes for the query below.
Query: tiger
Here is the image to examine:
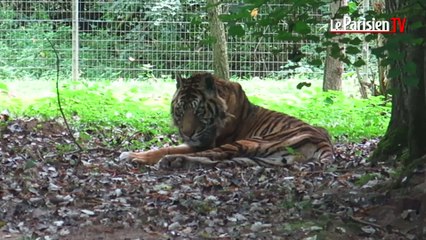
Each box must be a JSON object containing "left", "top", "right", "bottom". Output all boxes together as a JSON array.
[{"left": 119, "top": 72, "right": 334, "bottom": 169}]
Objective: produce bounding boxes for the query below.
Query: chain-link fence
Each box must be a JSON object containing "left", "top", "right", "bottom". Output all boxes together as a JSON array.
[{"left": 0, "top": 0, "right": 325, "bottom": 80}]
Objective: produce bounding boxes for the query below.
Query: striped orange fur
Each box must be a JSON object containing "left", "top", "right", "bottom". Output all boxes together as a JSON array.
[{"left": 120, "top": 72, "right": 334, "bottom": 169}]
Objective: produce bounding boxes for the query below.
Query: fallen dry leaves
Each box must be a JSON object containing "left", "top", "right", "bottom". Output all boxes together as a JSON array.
[{"left": 0, "top": 118, "right": 424, "bottom": 239}]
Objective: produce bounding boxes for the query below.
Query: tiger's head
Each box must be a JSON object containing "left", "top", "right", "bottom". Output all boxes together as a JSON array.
[{"left": 171, "top": 73, "right": 232, "bottom": 149}]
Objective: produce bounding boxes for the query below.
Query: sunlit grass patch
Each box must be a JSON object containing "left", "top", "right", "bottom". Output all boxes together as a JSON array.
[{"left": 0, "top": 77, "right": 390, "bottom": 142}]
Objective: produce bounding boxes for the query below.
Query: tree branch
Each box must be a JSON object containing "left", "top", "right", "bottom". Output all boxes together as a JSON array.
[{"left": 46, "top": 38, "right": 83, "bottom": 152}]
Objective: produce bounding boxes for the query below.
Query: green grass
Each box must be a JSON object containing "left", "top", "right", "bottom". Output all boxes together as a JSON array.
[{"left": 0, "top": 77, "right": 390, "bottom": 142}]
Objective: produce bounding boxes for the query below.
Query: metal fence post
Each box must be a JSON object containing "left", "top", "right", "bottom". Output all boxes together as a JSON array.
[{"left": 72, "top": 0, "right": 79, "bottom": 81}]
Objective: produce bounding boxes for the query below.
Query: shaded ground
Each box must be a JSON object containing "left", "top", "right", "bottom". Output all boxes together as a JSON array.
[{"left": 0, "top": 118, "right": 425, "bottom": 240}]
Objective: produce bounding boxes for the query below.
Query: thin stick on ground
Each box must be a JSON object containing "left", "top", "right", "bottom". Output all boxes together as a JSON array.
[{"left": 46, "top": 38, "right": 83, "bottom": 152}]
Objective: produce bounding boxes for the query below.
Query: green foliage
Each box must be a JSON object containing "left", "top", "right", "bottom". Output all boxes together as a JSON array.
[
  {"left": 0, "top": 82, "right": 9, "bottom": 92},
  {"left": 0, "top": 1, "right": 203, "bottom": 79},
  {"left": 1, "top": 78, "right": 390, "bottom": 143},
  {"left": 272, "top": 59, "right": 323, "bottom": 79},
  {"left": 332, "top": 1, "right": 425, "bottom": 87},
  {"left": 228, "top": 24, "right": 245, "bottom": 37},
  {"left": 224, "top": 0, "right": 426, "bottom": 90},
  {"left": 293, "top": 21, "right": 311, "bottom": 35},
  {"left": 2, "top": 0, "right": 305, "bottom": 79},
  {"left": 0, "top": 21, "right": 72, "bottom": 80},
  {"left": 6, "top": 80, "right": 176, "bottom": 149}
]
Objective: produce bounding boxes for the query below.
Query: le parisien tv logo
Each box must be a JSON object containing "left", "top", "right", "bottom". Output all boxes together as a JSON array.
[{"left": 330, "top": 16, "right": 407, "bottom": 34}]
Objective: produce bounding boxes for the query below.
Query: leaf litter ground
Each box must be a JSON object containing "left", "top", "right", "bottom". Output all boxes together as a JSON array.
[{"left": 1, "top": 118, "right": 425, "bottom": 240}]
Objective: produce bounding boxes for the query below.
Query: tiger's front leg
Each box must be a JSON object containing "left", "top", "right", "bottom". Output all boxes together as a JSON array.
[
  {"left": 119, "top": 144, "right": 195, "bottom": 165},
  {"left": 159, "top": 150, "right": 247, "bottom": 169},
  {"left": 159, "top": 140, "right": 269, "bottom": 169}
]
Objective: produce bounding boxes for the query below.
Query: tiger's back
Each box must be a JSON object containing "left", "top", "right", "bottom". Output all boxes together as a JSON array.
[{"left": 238, "top": 107, "right": 333, "bottom": 164}]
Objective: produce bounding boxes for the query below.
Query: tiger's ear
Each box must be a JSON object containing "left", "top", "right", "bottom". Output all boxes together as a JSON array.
[
  {"left": 176, "top": 73, "right": 183, "bottom": 89},
  {"left": 203, "top": 73, "right": 216, "bottom": 93}
]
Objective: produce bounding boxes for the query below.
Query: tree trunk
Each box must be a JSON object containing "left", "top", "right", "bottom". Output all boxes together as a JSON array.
[
  {"left": 323, "top": 55, "right": 343, "bottom": 91},
  {"left": 406, "top": 48, "right": 426, "bottom": 163},
  {"left": 323, "top": 0, "right": 346, "bottom": 91},
  {"left": 207, "top": 0, "right": 230, "bottom": 80},
  {"left": 370, "top": 63, "right": 409, "bottom": 162},
  {"left": 371, "top": 0, "right": 426, "bottom": 174}
]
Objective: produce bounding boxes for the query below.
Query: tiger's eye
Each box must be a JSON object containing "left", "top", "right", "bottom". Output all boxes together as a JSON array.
[{"left": 195, "top": 108, "right": 204, "bottom": 116}]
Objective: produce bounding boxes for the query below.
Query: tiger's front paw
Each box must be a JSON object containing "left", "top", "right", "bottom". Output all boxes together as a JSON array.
[
  {"left": 119, "top": 151, "right": 160, "bottom": 165},
  {"left": 119, "top": 152, "right": 132, "bottom": 161}
]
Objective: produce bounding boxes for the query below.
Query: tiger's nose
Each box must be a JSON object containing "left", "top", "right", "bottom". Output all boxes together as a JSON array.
[
  {"left": 181, "top": 127, "right": 195, "bottom": 139},
  {"left": 181, "top": 109, "right": 198, "bottom": 139}
]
